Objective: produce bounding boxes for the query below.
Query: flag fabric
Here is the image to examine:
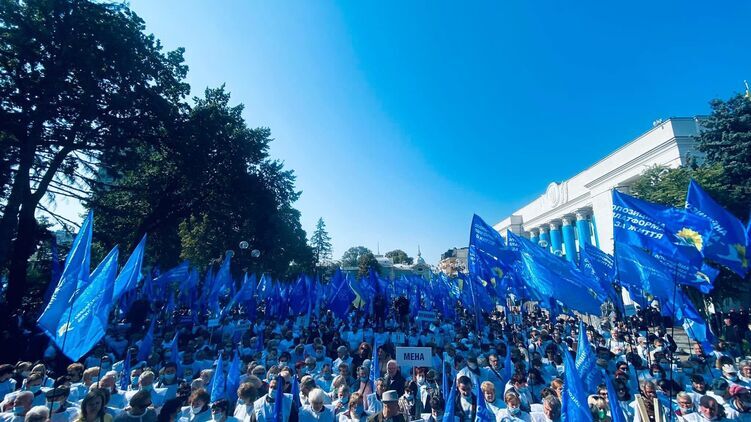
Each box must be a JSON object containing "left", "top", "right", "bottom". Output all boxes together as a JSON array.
[
  {"left": 561, "top": 347, "right": 593, "bottom": 422},
  {"left": 38, "top": 211, "right": 93, "bottom": 339},
  {"left": 442, "top": 352, "right": 450, "bottom": 402},
  {"left": 502, "top": 342, "right": 513, "bottom": 382},
  {"left": 170, "top": 332, "right": 181, "bottom": 376},
  {"left": 474, "top": 382, "right": 492, "bottom": 422},
  {"left": 290, "top": 374, "right": 301, "bottom": 408},
  {"left": 579, "top": 243, "right": 623, "bottom": 311},
  {"left": 661, "top": 289, "right": 716, "bottom": 352},
  {"left": 227, "top": 350, "right": 241, "bottom": 403},
  {"left": 272, "top": 375, "right": 285, "bottom": 422},
  {"left": 443, "top": 383, "right": 456, "bottom": 422},
  {"left": 120, "top": 349, "right": 132, "bottom": 391},
  {"left": 51, "top": 246, "right": 119, "bottom": 361},
  {"left": 575, "top": 321, "right": 601, "bottom": 393},
  {"left": 370, "top": 340, "right": 379, "bottom": 384},
  {"left": 137, "top": 318, "right": 156, "bottom": 362},
  {"left": 210, "top": 353, "right": 226, "bottom": 403},
  {"left": 603, "top": 371, "right": 627, "bottom": 422},
  {"left": 113, "top": 234, "right": 146, "bottom": 302},
  {"left": 612, "top": 189, "right": 711, "bottom": 268},
  {"left": 328, "top": 269, "right": 355, "bottom": 319},
  {"left": 686, "top": 180, "right": 748, "bottom": 277}
]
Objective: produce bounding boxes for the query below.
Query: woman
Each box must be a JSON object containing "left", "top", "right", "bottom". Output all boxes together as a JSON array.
[
  {"left": 588, "top": 395, "right": 610, "bottom": 422},
  {"left": 338, "top": 392, "right": 368, "bottom": 422},
  {"left": 398, "top": 382, "right": 423, "bottom": 421},
  {"left": 549, "top": 380, "right": 563, "bottom": 402},
  {"left": 209, "top": 400, "right": 239, "bottom": 422},
  {"left": 527, "top": 369, "right": 546, "bottom": 403},
  {"left": 76, "top": 390, "right": 112, "bottom": 422},
  {"left": 353, "top": 367, "right": 372, "bottom": 408},
  {"left": 496, "top": 392, "right": 531, "bottom": 422},
  {"left": 179, "top": 389, "right": 211, "bottom": 422},
  {"left": 479, "top": 382, "right": 504, "bottom": 417},
  {"left": 612, "top": 380, "right": 633, "bottom": 420}
]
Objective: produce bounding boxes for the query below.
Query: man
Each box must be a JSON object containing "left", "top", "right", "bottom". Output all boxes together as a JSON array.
[
  {"left": 674, "top": 392, "right": 697, "bottom": 421},
  {"left": 631, "top": 381, "right": 667, "bottom": 422},
  {"left": 686, "top": 375, "right": 709, "bottom": 407},
  {"left": 21, "top": 373, "right": 46, "bottom": 407},
  {"left": 453, "top": 376, "right": 476, "bottom": 422},
  {"left": 126, "top": 371, "right": 167, "bottom": 408},
  {"left": 298, "top": 389, "right": 335, "bottom": 422},
  {"left": 45, "top": 386, "right": 78, "bottom": 422},
  {"left": 315, "top": 364, "right": 334, "bottom": 393},
  {"left": 530, "top": 395, "right": 561, "bottom": 422},
  {"left": 333, "top": 347, "right": 353, "bottom": 372},
  {"left": 155, "top": 363, "right": 179, "bottom": 400},
  {"left": 249, "top": 377, "right": 298, "bottom": 422},
  {"left": 726, "top": 385, "right": 751, "bottom": 419},
  {"left": 455, "top": 356, "right": 480, "bottom": 390},
  {"left": 698, "top": 395, "right": 730, "bottom": 422},
  {"left": 505, "top": 374, "right": 532, "bottom": 413},
  {"left": 384, "top": 361, "right": 405, "bottom": 396},
  {"left": 235, "top": 382, "right": 258, "bottom": 421},
  {"left": 0, "top": 391, "right": 32, "bottom": 422},
  {"left": 367, "top": 378, "right": 385, "bottom": 415},
  {"left": 99, "top": 373, "right": 128, "bottom": 409},
  {"left": 739, "top": 360, "right": 751, "bottom": 388},
  {"left": 114, "top": 389, "right": 157, "bottom": 422},
  {"left": 482, "top": 354, "right": 505, "bottom": 395},
  {"left": 368, "top": 390, "right": 404, "bottom": 422}
]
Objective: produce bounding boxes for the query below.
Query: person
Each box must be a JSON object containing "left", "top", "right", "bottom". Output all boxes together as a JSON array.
[
  {"left": 45, "top": 386, "right": 78, "bottom": 422},
  {"left": 248, "top": 377, "right": 298, "bottom": 422},
  {"left": 157, "top": 399, "right": 182, "bottom": 422},
  {"left": 0, "top": 391, "right": 32, "bottom": 422},
  {"left": 366, "top": 391, "right": 403, "bottom": 422},
  {"left": 479, "top": 382, "right": 503, "bottom": 417},
  {"left": 331, "top": 386, "right": 351, "bottom": 416},
  {"left": 529, "top": 395, "right": 560, "bottom": 422},
  {"left": 178, "top": 389, "right": 210, "bottom": 422},
  {"left": 496, "top": 392, "right": 530, "bottom": 422},
  {"left": 299, "top": 389, "right": 335, "bottom": 422},
  {"left": 23, "top": 406, "right": 49, "bottom": 422},
  {"left": 697, "top": 395, "right": 731, "bottom": 421},
  {"left": 587, "top": 395, "right": 609, "bottom": 422},
  {"left": 338, "top": 392, "right": 367, "bottom": 422},
  {"left": 631, "top": 381, "right": 667, "bottom": 422},
  {"left": 22, "top": 373, "right": 46, "bottom": 407},
  {"left": 114, "top": 390, "right": 157, "bottom": 422},
  {"left": 0, "top": 365, "right": 17, "bottom": 401},
  {"left": 76, "top": 390, "right": 113, "bottom": 422},
  {"left": 365, "top": 379, "right": 384, "bottom": 415},
  {"left": 505, "top": 375, "right": 532, "bottom": 413},
  {"left": 383, "top": 363, "right": 404, "bottom": 397},
  {"left": 422, "top": 396, "right": 450, "bottom": 422},
  {"left": 99, "top": 374, "right": 127, "bottom": 410},
  {"left": 235, "top": 383, "right": 258, "bottom": 421},
  {"left": 726, "top": 385, "right": 751, "bottom": 418},
  {"left": 396, "top": 382, "right": 422, "bottom": 420},
  {"left": 674, "top": 392, "right": 697, "bottom": 421},
  {"left": 127, "top": 372, "right": 167, "bottom": 409},
  {"left": 453, "top": 376, "right": 476, "bottom": 422},
  {"left": 353, "top": 368, "right": 372, "bottom": 409},
  {"left": 209, "top": 400, "right": 239, "bottom": 422}
]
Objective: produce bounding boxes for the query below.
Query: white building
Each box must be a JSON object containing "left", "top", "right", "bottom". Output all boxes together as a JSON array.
[{"left": 494, "top": 117, "right": 703, "bottom": 259}]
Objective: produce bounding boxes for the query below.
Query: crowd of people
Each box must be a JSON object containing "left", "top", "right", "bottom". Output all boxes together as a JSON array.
[{"left": 1, "top": 296, "right": 750, "bottom": 422}]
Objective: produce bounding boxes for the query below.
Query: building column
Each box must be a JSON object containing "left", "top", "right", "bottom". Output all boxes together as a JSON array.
[
  {"left": 549, "top": 222, "right": 563, "bottom": 256},
  {"left": 539, "top": 226, "right": 551, "bottom": 251},
  {"left": 576, "top": 210, "right": 592, "bottom": 247},
  {"left": 562, "top": 216, "right": 577, "bottom": 263},
  {"left": 529, "top": 229, "right": 539, "bottom": 246}
]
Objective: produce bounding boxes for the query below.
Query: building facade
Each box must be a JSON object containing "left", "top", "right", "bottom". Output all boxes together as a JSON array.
[
  {"left": 438, "top": 247, "right": 468, "bottom": 276},
  {"left": 494, "top": 117, "right": 703, "bottom": 259}
]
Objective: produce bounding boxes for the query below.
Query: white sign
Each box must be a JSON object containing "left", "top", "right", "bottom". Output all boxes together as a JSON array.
[{"left": 396, "top": 347, "right": 432, "bottom": 367}]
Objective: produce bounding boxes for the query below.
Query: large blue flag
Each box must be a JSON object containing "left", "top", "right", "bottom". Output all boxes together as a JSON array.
[
  {"left": 52, "top": 245, "right": 118, "bottom": 361},
  {"left": 474, "top": 382, "right": 492, "bottom": 422},
  {"left": 38, "top": 211, "right": 93, "bottom": 339},
  {"left": 227, "top": 350, "right": 241, "bottom": 403},
  {"left": 561, "top": 347, "right": 593, "bottom": 422},
  {"left": 328, "top": 269, "right": 355, "bottom": 319},
  {"left": 575, "top": 321, "right": 601, "bottom": 393},
  {"left": 120, "top": 349, "right": 131, "bottom": 390},
  {"left": 612, "top": 190, "right": 711, "bottom": 268},
  {"left": 272, "top": 375, "right": 285, "bottom": 422},
  {"left": 468, "top": 215, "right": 517, "bottom": 296},
  {"left": 661, "top": 289, "right": 716, "bottom": 352},
  {"left": 603, "top": 371, "right": 627, "bottom": 422},
  {"left": 579, "top": 243, "right": 620, "bottom": 306},
  {"left": 170, "top": 332, "right": 181, "bottom": 376},
  {"left": 288, "top": 276, "right": 309, "bottom": 315},
  {"left": 210, "top": 353, "right": 226, "bottom": 403},
  {"left": 442, "top": 383, "right": 456, "bottom": 422},
  {"left": 113, "top": 234, "right": 146, "bottom": 302},
  {"left": 686, "top": 180, "right": 748, "bottom": 277}
]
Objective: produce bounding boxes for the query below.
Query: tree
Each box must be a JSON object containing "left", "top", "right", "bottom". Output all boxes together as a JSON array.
[
  {"left": 309, "top": 218, "right": 333, "bottom": 267},
  {"left": 341, "top": 246, "right": 372, "bottom": 268},
  {"left": 385, "top": 249, "right": 413, "bottom": 265},
  {"left": 0, "top": 0, "right": 188, "bottom": 311},
  {"left": 89, "top": 86, "right": 313, "bottom": 278},
  {"left": 357, "top": 252, "right": 381, "bottom": 279}
]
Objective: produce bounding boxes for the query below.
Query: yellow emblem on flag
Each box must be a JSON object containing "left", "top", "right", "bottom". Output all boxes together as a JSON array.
[{"left": 675, "top": 228, "right": 704, "bottom": 251}]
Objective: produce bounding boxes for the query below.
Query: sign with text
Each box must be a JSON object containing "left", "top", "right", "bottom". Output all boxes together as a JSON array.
[{"left": 396, "top": 346, "right": 432, "bottom": 367}]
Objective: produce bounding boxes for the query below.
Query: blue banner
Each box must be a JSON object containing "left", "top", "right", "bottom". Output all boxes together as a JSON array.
[
  {"left": 210, "top": 353, "right": 226, "bottom": 403},
  {"left": 561, "top": 347, "right": 593, "bottom": 422},
  {"left": 113, "top": 234, "right": 146, "bottom": 302},
  {"left": 575, "top": 321, "right": 601, "bottom": 393}
]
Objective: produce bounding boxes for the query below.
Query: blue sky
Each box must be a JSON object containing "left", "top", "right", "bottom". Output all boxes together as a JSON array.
[{"left": 111, "top": 1, "right": 750, "bottom": 264}]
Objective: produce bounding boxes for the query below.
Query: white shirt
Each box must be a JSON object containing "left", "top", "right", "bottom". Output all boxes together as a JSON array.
[{"left": 299, "top": 405, "right": 336, "bottom": 422}]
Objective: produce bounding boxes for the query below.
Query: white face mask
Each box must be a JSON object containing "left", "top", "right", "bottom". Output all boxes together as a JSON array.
[{"left": 192, "top": 406, "right": 203, "bottom": 415}]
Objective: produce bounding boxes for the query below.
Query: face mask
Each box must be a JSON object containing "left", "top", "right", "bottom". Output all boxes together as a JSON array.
[
  {"left": 131, "top": 376, "right": 139, "bottom": 385},
  {"left": 682, "top": 407, "right": 694, "bottom": 415},
  {"left": 237, "top": 399, "right": 245, "bottom": 405},
  {"left": 91, "top": 376, "right": 99, "bottom": 383},
  {"left": 13, "top": 406, "right": 25, "bottom": 416},
  {"left": 162, "top": 374, "right": 176, "bottom": 382},
  {"left": 268, "top": 388, "right": 276, "bottom": 401},
  {"left": 141, "top": 384, "right": 153, "bottom": 392},
  {"left": 211, "top": 413, "right": 224, "bottom": 421},
  {"left": 49, "top": 402, "right": 62, "bottom": 412},
  {"left": 360, "top": 376, "right": 368, "bottom": 383},
  {"left": 597, "top": 409, "right": 606, "bottom": 420},
  {"left": 510, "top": 407, "right": 521, "bottom": 416},
  {"left": 21, "top": 371, "right": 30, "bottom": 378},
  {"left": 727, "top": 375, "right": 738, "bottom": 382},
  {"left": 468, "top": 363, "right": 477, "bottom": 370},
  {"left": 192, "top": 406, "right": 203, "bottom": 415},
  {"left": 28, "top": 385, "right": 41, "bottom": 393}
]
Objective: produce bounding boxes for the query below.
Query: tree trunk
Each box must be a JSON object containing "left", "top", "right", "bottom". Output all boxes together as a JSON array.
[
  {"left": 0, "top": 143, "right": 33, "bottom": 273},
  {"left": 6, "top": 203, "right": 39, "bottom": 313}
]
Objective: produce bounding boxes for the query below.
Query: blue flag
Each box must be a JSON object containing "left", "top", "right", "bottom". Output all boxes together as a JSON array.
[
  {"left": 661, "top": 289, "right": 716, "bottom": 352},
  {"left": 443, "top": 382, "right": 456, "bottom": 422},
  {"left": 52, "top": 245, "right": 118, "bottom": 361},
  {"left": 612, "top": 189, "right": 711, "bottom": 268},
  {"left": 442, "top": 352, "right": 450, "bottom": 402},
  {"left": 113, "top": 234, "right": 146, "bottom": 302},
  {"left": 328, "top": 269, "right": 355, "bottom": 319},
  {"left": 272, "top": 375, "right": 285, "bottom": 422},
  {"left": 227, "top": 350, "right": 241, "bottom": 403},
  {"left": 211, "top": 353, "right": 226, "bottom": 403},
  {"left": 120, "top": 348, "right": 132, "bottom": 391},
  {"left": 38, "top": 211, "right": 93, "bottom": 339},
  {"left": 561, "top": 347, "right": 593, "bottom": 422},
  {"left": 502, "top": 342, "right": 513, "bottom": 382},
  {"left": 370, "top": 340, "right": 379, "bottom": 384},
  {"left": 686, "top": 180, "right": 748, "bottom": 277},
  {"left": 170, "top": 332, "right": 181, "bottom": 376},
  {"left": 290, "top": 373, "right": 301, "bottom": 408},
  {"left": 579, "top": 243, "right": 622, "bottom": 311},
  {"left": 137, "top": 318, "right": 156, "bottom": 362},
  {"left": 603, "top": 371, "right": 627, "bottom": 422},
  {"left": 575, "top": 321, "right": 601, "bottom": 393}
]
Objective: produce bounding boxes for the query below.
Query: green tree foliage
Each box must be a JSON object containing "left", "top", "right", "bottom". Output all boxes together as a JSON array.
[
  {"left": 357, "top": 252, "right": 381, "bottom": 279},
  {"left": 0, "top": 0, "right": 188, "bottom": 310},
  {"left": 89, "top": 87, "right": 313, "bottom": 278},
  {"left": 309, "top": 218, "right": 333, "bottom": 267},
  {"left": 385, "top": 249, "right": 413, "bottom": 265},
  {"left": 341, "top": 246, "right": 372, "bottom": 268}
]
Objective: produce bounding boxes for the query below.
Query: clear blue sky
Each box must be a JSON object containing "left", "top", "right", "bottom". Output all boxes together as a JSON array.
[{"left": 121, "top": 0, "right": 750, "bottom": 264}]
